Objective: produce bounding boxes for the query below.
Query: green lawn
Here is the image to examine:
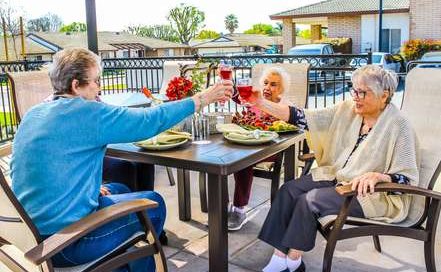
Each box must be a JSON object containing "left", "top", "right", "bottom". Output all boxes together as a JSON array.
[{"left": 0, "top": 111, "right": 17, "bottom": 126}]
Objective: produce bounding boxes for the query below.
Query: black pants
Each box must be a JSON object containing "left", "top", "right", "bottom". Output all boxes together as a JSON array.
[
  {"left": 102, "top": 157, "right": 155, "bottom": 191},
  {"left": 258, "top": 174, "right": 364, "bottom": 253}
]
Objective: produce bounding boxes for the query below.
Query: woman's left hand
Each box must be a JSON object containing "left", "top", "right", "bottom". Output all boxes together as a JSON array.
[
  {"left": 350, "top": 172, "right": 390, "bottom": 197},
  {"left": 100, "top": 185, "right": 111, "bottom": 196}
]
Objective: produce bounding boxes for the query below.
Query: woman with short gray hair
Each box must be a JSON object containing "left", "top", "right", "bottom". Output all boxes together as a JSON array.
[
  {"left": 246, "top": 65, "right": 419, "bottom": 272},
  {"left": 12, "top": 47, "right": 233, "bottom": 271}
]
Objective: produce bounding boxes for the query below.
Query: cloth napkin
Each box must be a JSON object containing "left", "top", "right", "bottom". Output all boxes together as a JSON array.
[
  {"left": 139, "top": 130, "right": 191, "bottom": 145},
  {"left": 216, "top": 124, "right": 276, "bottom": 140}
]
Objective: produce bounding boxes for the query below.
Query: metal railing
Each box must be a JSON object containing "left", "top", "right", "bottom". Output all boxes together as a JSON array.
[{"left": 0, "top": 53, "right": 372, "bottom": 143}]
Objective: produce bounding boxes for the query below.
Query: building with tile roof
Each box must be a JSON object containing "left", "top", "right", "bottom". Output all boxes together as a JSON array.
[
  {"left": 190, "top": 33, "right": 309, "bottom": 56},
  {"left": 26, "top": 31, "right": 189, "bottom": 59},
  {"left": 271, "top": 0, "right": 441, "bottom": 54},
  {"left": 0, "top": 36, "right": 55, "bottom": 61}
]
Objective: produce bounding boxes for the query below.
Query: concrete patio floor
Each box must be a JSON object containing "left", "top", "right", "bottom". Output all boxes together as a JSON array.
[
  {"left": 154, "top": 166, "right": 441, "bottom": 272},
  {"left": 1, "top": 164, "right": 440, "bottom": 272}
]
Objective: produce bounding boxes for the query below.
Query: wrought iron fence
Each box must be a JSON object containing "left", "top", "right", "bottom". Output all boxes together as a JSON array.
[{"left": 0, "top": 53, "right": 372, "bottom": 143}]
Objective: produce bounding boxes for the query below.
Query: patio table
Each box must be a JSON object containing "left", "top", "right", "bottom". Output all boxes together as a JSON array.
[
  {"left": 106, "top": 131, "right": 305, "bottom": 271},
  {"left": 99, "top": 92, "right": 152, "bottom": 108}
]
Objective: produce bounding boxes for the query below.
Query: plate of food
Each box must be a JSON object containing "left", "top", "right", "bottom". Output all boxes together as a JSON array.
[
  {"left": 134, "top": 130, "right": 191, "bottom": 150},
  {"left": 223, "top": 130, "right": 279, "bottom": 145},
  {"left": 232, "top": 110, "right": 298, "bottom": 133}
]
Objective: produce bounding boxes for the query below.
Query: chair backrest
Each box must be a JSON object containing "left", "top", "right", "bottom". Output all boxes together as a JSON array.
[
  {"left": 159, "top": 60, "right": 213, "bottom": 95},
  {"left": 7, "top": 70, "right": 53, "bottom": 122},
  {"left": 251, "top": 63, "right": 310, "bottom": 108},
  {"left": 0, "top": 169, "right": 48, "bottom": 271},
  {"left": 400, "top": 67, "right": 441, "bottom": 225}
]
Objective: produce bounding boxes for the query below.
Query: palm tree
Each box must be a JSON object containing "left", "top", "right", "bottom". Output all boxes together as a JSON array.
[{"left": 224, "top": 14, "right": 238, "bottom": 34}]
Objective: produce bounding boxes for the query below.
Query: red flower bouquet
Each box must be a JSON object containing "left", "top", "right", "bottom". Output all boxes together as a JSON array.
[{"left": 165, "top": 76, "right": 194, "bottom": 101}]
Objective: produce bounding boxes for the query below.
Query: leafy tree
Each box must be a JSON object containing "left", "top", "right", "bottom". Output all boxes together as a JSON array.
[
  {"left": 196, "top": 29, "right": 220, "bottom": 39},
  {"left": 224, "top": 14, "right": 238, "bottom": 34},
  {"left": 244, "top": 23, "right": 280, "bottom": 36},
  {"left": 27, "top": 13, "right": 62, "bottom": 32},
  {"left": 167, "top": 4, "right": 205, "bottom": 44},
  {"left": 298, "top": 29, "right": 311, "bottom": 39},
  {"left": 0, "top": 0, "right": 23, "bottom": 59},
  {"left": 126, "top": 24, "right": 179, "bottom": 43},
  {"left": 59, "top": 22, "right": 87, "bottom": 33}
]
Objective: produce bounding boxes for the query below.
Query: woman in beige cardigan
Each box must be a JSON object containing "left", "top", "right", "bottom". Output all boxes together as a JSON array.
[{"left": 251, "top": 65, "right": 419, "bottom": 272}]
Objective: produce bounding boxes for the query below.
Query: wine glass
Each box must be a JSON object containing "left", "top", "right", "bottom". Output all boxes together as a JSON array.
[
  {"left": 236, "top": 78, "right": 253, "bottom": 107},
  {"left": 216, "top": 64, "right": 233, "bottom": 111}
]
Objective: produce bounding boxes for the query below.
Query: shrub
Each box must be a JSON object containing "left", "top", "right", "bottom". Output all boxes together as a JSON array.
[{"left": 401, "top": 39, "right": 441, "bottom": 61}]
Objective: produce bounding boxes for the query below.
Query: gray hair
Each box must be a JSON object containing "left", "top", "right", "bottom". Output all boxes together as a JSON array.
[
  {"left": 351, "top": 65, "right": 398, "bottom": 103},
  {"left": 48, "top": 48, "right": 101, "bottom": 94},
  {"left": 259, "top": 66, "right": 290, "bottom": 96}
]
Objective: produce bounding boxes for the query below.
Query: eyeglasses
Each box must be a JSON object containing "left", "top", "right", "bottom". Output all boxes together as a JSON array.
[
  {"left": 88, "top": 77, "right": 101, "bottom": 87},
  {"left": 350, "top": 88, "right": 368, "bottom": 99}
]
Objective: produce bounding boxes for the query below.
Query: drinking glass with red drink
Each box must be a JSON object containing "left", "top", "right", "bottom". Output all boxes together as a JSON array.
[
  {"left": 217, "top": 64, "right": 233, "bottom": 111},
  {"left": 236, "top": 78, "right": 253, "bottom": 106}
]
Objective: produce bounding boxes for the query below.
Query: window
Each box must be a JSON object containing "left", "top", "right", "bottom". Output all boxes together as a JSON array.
[
  {"left": 380, "top": 29, "right": 401, "bottom": 53},
  {"left": 122, "top": 50, "right": 129, "bottom": 58},
  {"left": 164, "top": 49, "right": 174, "bottom": 56}
]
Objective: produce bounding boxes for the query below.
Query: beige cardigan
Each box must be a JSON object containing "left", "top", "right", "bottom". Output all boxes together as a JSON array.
[{"left": 304, "top": 100, "right": 420, "bottom": 223}]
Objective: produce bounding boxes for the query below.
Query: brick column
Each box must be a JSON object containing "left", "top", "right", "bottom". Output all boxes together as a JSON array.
[
  {"left": 311, "top": 24, "right": 322, "bottom": 41},
  {"left": 282, "top": 19, "right": 296, "bottom": 53}
]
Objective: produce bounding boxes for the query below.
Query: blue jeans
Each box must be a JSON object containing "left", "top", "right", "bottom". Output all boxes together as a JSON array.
[
  {"left": 48, "top": 183, "right": 166, "bottom": 272},
  {"left": 103, "top": 157, "right": 155, "bottom": 191}
]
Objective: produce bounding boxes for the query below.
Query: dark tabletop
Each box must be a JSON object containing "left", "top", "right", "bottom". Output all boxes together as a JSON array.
[{"left": 106, "top": 132, "right": 304, "bottom": 176}]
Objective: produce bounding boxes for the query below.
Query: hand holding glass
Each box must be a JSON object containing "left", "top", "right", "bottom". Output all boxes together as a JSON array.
[
  {"left": 217, "top": 65, "right": 233, "bottom": 110},
  {"left": 236, "top": 78, "right": 253, "bottom": 106}
]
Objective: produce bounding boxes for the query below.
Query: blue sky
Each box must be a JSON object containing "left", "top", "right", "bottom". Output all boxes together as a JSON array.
[{"left": 11, "top": 0, "right": 322, "bottom": 32}]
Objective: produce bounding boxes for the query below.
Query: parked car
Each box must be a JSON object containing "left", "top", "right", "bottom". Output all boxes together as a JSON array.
[
  {"left": 417, "top": 52, "right": 441, "bottom": 68},
  {"left": 287, "top": 44, "right": 337, "bottom": 93},
  {"left": 287, "top": 44, "right": 334, "bottom": 56},
  {"left": 350, "top": 52, "right": 402, "bottom": 73}
]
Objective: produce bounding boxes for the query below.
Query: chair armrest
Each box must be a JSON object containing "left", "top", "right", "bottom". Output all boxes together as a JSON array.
[
  {"left": 298, "top": 153, "right": 315, "bottom": 162},
  {"left": 25, "top": 199, "right": 158, "bottom": 265},
  {"left": 335, "top": 183, "right": 441, "bottom": 200},
  {"left": 0, "top": 142, "right": 12, "bottom": 157}
]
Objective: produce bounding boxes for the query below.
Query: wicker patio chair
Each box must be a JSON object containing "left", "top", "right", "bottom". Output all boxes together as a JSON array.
[
  {"left": 318, "top": 67, "right": 441, "bottom": 272},
  {"left": 7, "top": 70, "right": 53, "bottom": 123},
  {"left": 0, "top": 142, "right": 167, "bottom": 271},
  {"left": 198, "top": 63, "right": 310, "bottom": 212}
]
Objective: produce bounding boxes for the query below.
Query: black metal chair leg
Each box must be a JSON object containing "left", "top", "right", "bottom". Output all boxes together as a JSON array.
[
  {"left": 424, "top": 239, "right": 436, "bottom": 272},
  {"left": 372, "top": 235, "right": 382, "bottom": 253},
  {"left": 199, "top": 172, "right": 208, "bottom": 213},
  {"left": 322, "top": 238, "right": 337, "bottom": 272}
]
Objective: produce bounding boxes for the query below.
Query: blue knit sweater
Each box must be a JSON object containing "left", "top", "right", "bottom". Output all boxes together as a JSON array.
[{"left": 11, "top": 97, "right": 194, "bottom": 235}]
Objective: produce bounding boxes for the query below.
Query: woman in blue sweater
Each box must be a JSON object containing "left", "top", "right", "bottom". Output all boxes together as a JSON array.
[{"left": 11, "top": 48, "right": 232, "bottom": 271}]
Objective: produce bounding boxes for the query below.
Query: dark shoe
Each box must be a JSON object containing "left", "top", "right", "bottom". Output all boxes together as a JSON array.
[{"left": 159, "top": 231, "right": 168, "bottom": 246}]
